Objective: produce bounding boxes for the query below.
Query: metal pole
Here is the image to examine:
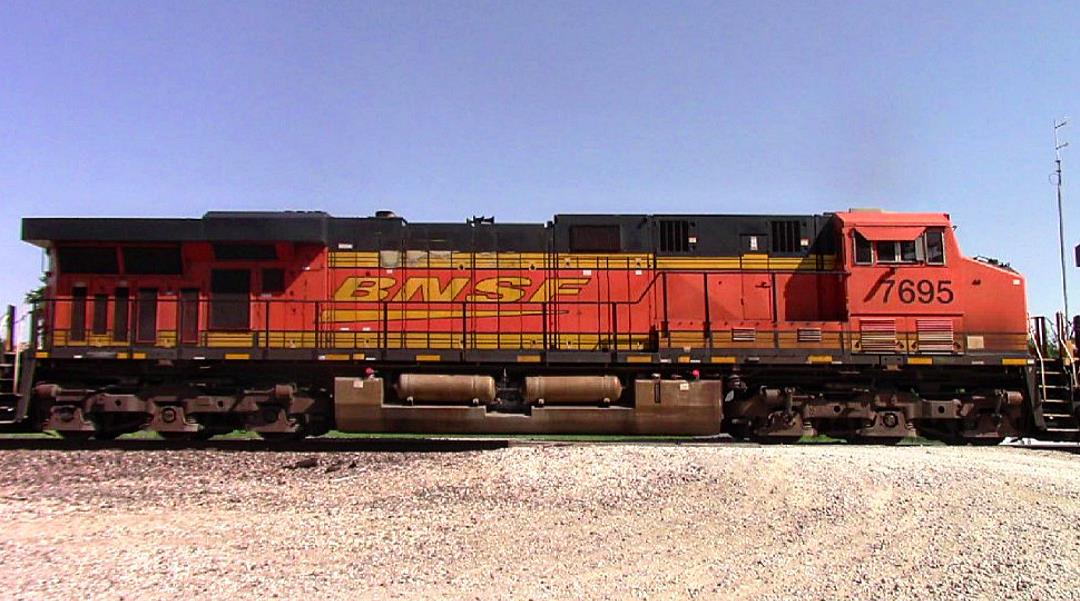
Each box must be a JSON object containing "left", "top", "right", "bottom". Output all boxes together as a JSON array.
[{"left": 1054, "top": 119, "right": 1070, "bottom": 322}]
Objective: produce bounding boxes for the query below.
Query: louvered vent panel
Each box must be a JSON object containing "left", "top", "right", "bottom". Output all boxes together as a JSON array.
[
  {"left": 859, "top": 319, "right": 897, "bottom": 352},
  {"left": 916, "top": 319, "right": 954, "bottom": 352},
  {"left": 732, "top": 328, "right": 757, "bottom": 342},
  {"left": 797, "top": 328, "right": 823, "bottom": 343}
]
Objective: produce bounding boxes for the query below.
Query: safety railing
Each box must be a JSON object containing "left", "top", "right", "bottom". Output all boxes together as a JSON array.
[
  {"left": 1031, "top": 314, "right": 1079, "bottom": 387},
  {"left": 32, "top": 294, "right": 661, "bottom": 353},
  {"left": 30, "top": 295, "right": 1029, "bottom": 357}
]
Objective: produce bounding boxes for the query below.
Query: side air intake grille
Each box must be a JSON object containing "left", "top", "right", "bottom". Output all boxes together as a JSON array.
[
  {"left": 732, "top": 328, "right": 757, "bottom": 343},
  {"left": 859, "top": 319, "right": 897, "bottom": 352},
  {"left": 770, "top": 220, "right": 801, "bottom": 253},
  {"left": 797, "top": 328, "right": 823, "bottom": 343},
  {"left": 916, "top": 319, "right": 954, "bottom": 353},
  {"left": 658, "top": 220, "right": 690, "bottom": 253}
]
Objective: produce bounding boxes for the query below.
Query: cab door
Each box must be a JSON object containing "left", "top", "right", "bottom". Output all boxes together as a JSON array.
[
  {"left": 738, "top": 234, "right": 773, "bottom": 321},
  {"left": 179, "top": 288, "right": 201, "bottom": 345},
  {"left": 740, "top": 274, "right": 773, "bottom": 321}
]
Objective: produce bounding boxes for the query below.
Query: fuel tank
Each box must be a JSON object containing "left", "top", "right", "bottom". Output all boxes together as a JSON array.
[
  {"left": 394, "top": 374, "right": 497, "bottom": 404},
  {"left": 524, "top": 376, "right": 623, "bottom": 405}
]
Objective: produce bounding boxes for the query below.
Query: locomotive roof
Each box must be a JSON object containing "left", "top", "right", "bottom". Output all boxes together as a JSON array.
[{"left": 22, "top": 210, "right": 839, "bottom": 247}]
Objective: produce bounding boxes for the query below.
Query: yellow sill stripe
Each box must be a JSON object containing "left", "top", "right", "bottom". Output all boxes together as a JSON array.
[
  {"left": 224, "top": 353, "right": 250, "bottom": 360},
  {"left": 319, "top": 354, "right": 350, "bottom": 361},
  {"left": 711, "top": 356, "right": 737, "bottom": 364},
  {"left": 516, "top": 354, "right": 542, "bottom": 363},
  {"left": 807, "top": 355, "right": 833, "bottom": 364},
  {"left": 328, "top": 252, "right": 837, "bottom": 271},
  {"left": 1001, "top": 358, "right": 1030, "bottom": 366},
  {"left": 655, "top": 254, "right": 836, "bottom": 271},
  {"left": 415, "top": 354, "right": 441, "bottom": 362},
  {"left": 907, "top": 357, "right": 933, "bottom": 365}
]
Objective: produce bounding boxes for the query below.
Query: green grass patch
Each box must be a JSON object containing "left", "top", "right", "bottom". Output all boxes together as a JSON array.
[{"left": 0, "top": 431, "right": 62, "bottom": 439}]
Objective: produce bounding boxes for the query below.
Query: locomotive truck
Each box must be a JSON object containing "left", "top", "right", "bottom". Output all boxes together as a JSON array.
[{"left": 1, "top": 208, "right": 1077, "bottom": 443}]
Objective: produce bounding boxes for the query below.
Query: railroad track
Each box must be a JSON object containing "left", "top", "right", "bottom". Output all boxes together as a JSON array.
[{"left": 0, "top": 435, "right": 1076, "bottom": 453}]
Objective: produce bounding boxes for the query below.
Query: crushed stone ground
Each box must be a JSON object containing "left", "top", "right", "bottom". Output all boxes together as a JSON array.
[{"left": 1, "top": 445, "right": 1078, "bottom": 600}]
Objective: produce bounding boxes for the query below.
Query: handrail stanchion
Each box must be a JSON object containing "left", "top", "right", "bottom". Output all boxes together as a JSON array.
[
  {"left": 264, "top": 300, "right": 271, "bottom": 358},
  {"left": 314, "top": 301, "right": 321, "bottom": 352},
  {"left": 3, "top": 305, "right": 14, "bottom": 354},
  {"left": 1030, "top": 316, "right": 1050, "bottom": 418}
]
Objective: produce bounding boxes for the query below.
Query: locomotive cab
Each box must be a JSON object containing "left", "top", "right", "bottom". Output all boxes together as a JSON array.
[{"left": 836, "top": 210, "right": 1028, "bottom": 358}]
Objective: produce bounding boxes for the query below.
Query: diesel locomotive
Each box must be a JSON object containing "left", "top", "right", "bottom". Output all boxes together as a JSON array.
[{"left": 1, "top": 208, "right": 1077, "bottom": 443}]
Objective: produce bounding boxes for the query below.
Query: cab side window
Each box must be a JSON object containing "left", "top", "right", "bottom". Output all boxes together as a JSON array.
[
  {"left": 854, "top": 229, "right": 946, "bottom": 266},
  {"left": 924, "top": 229, "right": 946, "bottom": 265},
  {"left": 875, "top": 240, "right": 918, "bottom": 264},
  {"left": 876, "top": 241, "right": 897, "bottom": 263},
  {"left": 854, "top": 233, "right": 873, "bottom": 265}
]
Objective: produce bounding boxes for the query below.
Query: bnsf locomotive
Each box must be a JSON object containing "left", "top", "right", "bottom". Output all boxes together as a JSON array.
[{"left": 2, "top": 209, "right": 1077, "bottom": 443}]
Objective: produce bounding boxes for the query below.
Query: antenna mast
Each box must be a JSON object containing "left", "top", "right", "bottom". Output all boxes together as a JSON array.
[{"left": 1054, "top": 118, "right": 1069, "bottom": 322}]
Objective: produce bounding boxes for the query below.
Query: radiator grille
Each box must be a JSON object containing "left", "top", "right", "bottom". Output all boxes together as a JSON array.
[
  {"left": 916, "top": 319, "right": 954, "bottom": 353},
  {"left": 859, "top": 319, "right": 897, "bottom": 352}
]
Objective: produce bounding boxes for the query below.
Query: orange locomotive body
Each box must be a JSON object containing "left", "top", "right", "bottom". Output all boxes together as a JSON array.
[{"left": 12, "top": 208, "right": 1061, "bottom": 443}]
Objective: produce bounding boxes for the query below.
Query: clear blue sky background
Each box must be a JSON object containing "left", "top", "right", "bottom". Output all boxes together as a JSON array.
[{"left": 1, "top": 1, "right": 1078, "bottom": 321}]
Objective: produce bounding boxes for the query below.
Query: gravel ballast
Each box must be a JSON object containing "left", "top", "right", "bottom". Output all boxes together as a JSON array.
[{"left": 1, "top": 444, "right": 1078, "bottom": 600}]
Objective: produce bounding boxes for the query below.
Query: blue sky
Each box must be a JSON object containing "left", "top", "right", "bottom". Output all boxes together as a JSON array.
[{"left": 1, "top": 1, "right": 1078, "bottom": 321}]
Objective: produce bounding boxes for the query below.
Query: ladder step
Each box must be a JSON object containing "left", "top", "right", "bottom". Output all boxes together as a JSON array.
[{"left": 1044, "top": 413, "right": 1078, "bottom": 419}]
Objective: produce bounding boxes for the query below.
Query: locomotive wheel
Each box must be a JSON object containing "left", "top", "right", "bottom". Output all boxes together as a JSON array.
[
  {"left": 723, "top": 421, "right": 752, "bottom": 441},
  {"left": 91, "top": 415, "right": 143, "bottom": 441}
]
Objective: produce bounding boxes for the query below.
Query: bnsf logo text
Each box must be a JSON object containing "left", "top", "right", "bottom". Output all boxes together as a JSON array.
[{"left": 333, "top": 276, "right": 591, "bottom": 303}]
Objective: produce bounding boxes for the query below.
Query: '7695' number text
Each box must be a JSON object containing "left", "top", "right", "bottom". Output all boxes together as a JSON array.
[{"left": 872, "top": 279, "right": 953, "bottom": 304}]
